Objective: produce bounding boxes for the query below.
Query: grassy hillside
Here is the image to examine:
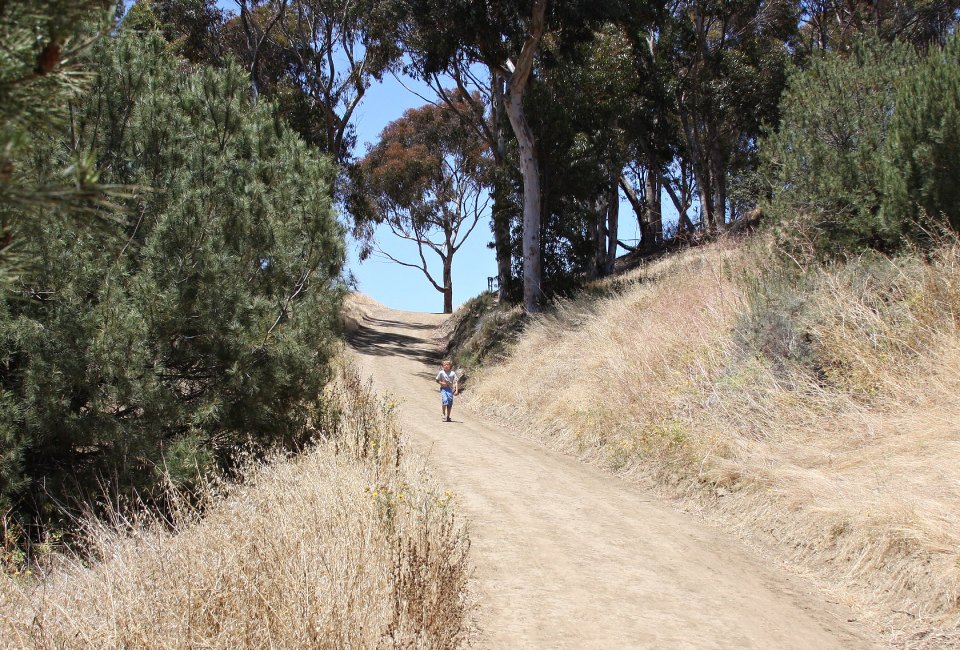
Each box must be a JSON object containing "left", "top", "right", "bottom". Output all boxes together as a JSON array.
[
  {"left": 458, "top": 238, "right": 960, "bottom": 648},
  {"left": 0, "top": 361, "right": 471, "bottom": 649}
]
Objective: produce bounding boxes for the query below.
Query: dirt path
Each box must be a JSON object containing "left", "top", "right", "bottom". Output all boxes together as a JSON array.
[{"left": 349, "top": 300, "right": 877, "bottom": 649}]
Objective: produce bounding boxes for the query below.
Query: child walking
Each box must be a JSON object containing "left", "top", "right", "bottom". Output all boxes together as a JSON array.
[{"left": 436, "top": 359, "right": 459, "bottom": 422}]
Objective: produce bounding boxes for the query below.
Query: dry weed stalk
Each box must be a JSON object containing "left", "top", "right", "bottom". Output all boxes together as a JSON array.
[
  {"left": 0, "top": 361, "right": 471, "bottom": 649},
  {"left": 466, "top": 240, "right": 960, "bottom": 647}
]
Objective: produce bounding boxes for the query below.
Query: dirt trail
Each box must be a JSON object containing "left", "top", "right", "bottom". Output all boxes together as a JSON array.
[{"left": 349, "top": 300, "right": 877, "bottom": 649}]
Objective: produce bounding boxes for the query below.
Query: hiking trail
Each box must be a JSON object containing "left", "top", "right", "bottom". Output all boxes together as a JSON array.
[{"left": 349, "top": 299, "right": 877, "bottom": 649}]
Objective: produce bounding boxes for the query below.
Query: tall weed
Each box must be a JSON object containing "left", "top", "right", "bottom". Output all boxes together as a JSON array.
[{"left": 0, "top": 360, "right": 472, "bottom": 649}]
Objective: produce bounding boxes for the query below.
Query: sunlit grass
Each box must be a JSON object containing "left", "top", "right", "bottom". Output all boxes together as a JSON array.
[{"left": 465, "top": 238, "right": 960, "bottom": 646}]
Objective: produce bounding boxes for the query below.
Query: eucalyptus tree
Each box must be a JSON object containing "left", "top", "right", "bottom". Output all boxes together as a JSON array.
[
  {"left": 796, "top": 0, "right": 960, "bottom": 55},
  {"left": 235, "top": 0, "right": 289, "bottom": 102},
  {"left": 658, "top": 0, "right": 796, "bottom": 232},
  {"left": 399, "top": 0, "right": 547, "bottom": 313},
  {"left": 357, "top": 95, "right": 491, "bottom": 313},
  {"left": 394, "top": 0, "right": 639, "bottom": 311},
  {"left": 412, "top": 59, "right": 516, "bottom": 301},
  {"left": 270, "top": 0, "right": 401, "bottom": 164},
  {"left": 530, "top": 25, "right": 634, "bottom": 278},
  {"left": 124, "top": 0, "right": 228, "bottom": 64},
  {"left": 619, "top": 11, "right": 692, "bottom": 245}
]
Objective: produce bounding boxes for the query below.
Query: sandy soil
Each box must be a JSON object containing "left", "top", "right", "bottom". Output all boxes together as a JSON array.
[{"left": 349, "top": 300, "right": 879, "bottom": 649}]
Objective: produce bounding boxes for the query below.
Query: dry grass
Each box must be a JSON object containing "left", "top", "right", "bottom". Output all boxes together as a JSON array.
[
  {"left": 464, "top": 239, "right": 960, "bottom": 647},
  {"left": 0, "top": 361, "right": 472, "bottom": 649},
  {"left": 435, "top": 291, "right": 527, "bottom": 372},
  {"left": 342, "top": 291, "right": 384, "bottom": 336}
]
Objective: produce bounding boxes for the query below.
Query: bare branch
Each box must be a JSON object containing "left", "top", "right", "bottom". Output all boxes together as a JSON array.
[{"left": 373, "top": 245, "right": 445, "bottom": 293}]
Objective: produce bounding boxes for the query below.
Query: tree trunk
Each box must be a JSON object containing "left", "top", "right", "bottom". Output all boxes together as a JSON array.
[
  {"left": 497, "top": 0, "right": 546, "bottom": 314},
  {"left": 443, "top": 257, "right": 453, "bottom": 314},
  {"left": 696, "top": 168, "right": 713, "bottom": 232},
  {"left": 490, "top": 71, "right": 513, "bottom": 301},
  {"left": 710, "top": 138, "right": 726, "bottom": 229},
  {"left": 239, "top": 1, "right": 287, "bottom": 104},
  {"left": 681, "top": 110, "right": 716, "bottom": 232},
  {"left": 505, "top": 91, "right": 542, "bottom": 312},
  {"left": 620, "top": 174, "right": 648, "bottom": 245},
  {"left": 605, "top": 179, "right": 619, "bottom": 274},
  {"left": 643, "top": 162, "right": 662, "bottom": 246},
  {"left": 592, "top": 193, "right": 607, "bottom": 278},
  {"left": 499, "top": 0, "right": 547, "bottom": 314}
]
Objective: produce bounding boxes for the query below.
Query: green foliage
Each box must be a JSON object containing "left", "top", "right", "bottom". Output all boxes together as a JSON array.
[
  {"left": 759, "top": 38, "right": 918, "bottom": 256},
  {"left": 661, "top": 0, "right": 796, "bottom": 223},
  {"left": 0, "top": 0, "right": 117, "bottom": 285},
  {"left": 762, "top": 34, "right": 960, "bottom": 257},
  {"left": 530, "top": 26, "right": 633, "bottom": 279},
  {"left": 794, "top": 0, "right": 958, "bottom": 56},
  {"left": 883, "top": 35, "right": 960, "bottom": 232},
  {"left": 0, "top": 31, "right": 345, "bottom": 527},
  {"left": 123, "top": 0, "right": 226, "bottom": 64}
]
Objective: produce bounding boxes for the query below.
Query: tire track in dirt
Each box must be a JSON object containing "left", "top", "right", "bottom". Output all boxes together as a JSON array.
[{"left": 349, "top": 300, "right": 878, "bottom": 649}]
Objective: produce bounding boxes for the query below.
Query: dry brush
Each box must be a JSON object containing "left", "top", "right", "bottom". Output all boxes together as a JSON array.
[
  {"left": 464, "top": 239, "right": 960, "bottom": 648},
  {"left": 0, "top": 361, "right": 472, "bottom": 649}
]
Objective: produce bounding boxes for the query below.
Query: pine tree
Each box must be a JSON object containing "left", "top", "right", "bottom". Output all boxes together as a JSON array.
[
  {"left": 883, "top": 35, "right": 960, "bottom": 232},
  {"left": 1, "top": 0, "right": 116, "bottom": 518},
  {"left": 0, "top": 30, "right": 345, "bottom": 528},
  {"left": 759, "top": 38, "right": 917, "bottom": 256},
  {"left": 0, "top": 0, "right": 116, "bottom": 285}
]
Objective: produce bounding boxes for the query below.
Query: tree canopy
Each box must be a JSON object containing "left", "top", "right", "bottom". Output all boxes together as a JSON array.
[{"left": 3, "top": 0, "right": 960, "bottom": 540}]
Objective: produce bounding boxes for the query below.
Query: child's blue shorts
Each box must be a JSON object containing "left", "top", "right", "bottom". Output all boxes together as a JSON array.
[{"left": 440, "top": 387, "right": 454, "bottom": 406}]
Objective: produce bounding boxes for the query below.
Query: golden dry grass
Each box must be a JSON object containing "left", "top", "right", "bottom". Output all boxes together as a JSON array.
[
  {"left": 465, "top": 239, "right": 960, "bottom": 647},
  {"left": 342, "top": 291, "right": 384, "bottom": 336},
  {"left": 0, "top": 362, "right": 472, "bottom": 649}
]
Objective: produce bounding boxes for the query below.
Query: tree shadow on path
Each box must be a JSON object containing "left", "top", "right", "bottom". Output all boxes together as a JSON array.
[{"left": 347, "top": 316, "right": 441, "bottom": 366}]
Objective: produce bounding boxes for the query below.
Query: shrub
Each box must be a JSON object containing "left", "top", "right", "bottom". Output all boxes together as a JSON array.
[
  {"left": 759, "top": 38, "right": 917, "bottom": 257},
  {"left": 883, "top": 35, "right": 960, "bottom": 232},
  {"left": 0, "top": 32, "right": 345, "bottom": 530}
]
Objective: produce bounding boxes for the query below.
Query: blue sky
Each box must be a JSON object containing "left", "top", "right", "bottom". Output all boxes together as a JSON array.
[
  {"left": 204, "top": 1, "right": 650, "bottom": 313},
  {"left": 347, "top": 73, "right": 499, "bottom": 313}
]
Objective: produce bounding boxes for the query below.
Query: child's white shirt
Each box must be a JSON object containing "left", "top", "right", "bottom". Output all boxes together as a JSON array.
[{"left": 436, "top": 369, "right": 457, "bottom": 388}]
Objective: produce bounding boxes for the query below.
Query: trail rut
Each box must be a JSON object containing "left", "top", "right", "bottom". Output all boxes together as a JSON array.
[{"left": 349, "top": 301, "right": 877, "bottom": 649}]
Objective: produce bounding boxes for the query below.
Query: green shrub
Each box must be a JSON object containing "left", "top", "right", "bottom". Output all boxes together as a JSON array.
[
  {"left": 759, "top": 38, "right": 917, "bottom": 257},
  {"left": 883, "top": 36, "right": 960, "bottom": 232},
  {"left": 0, "top": 32, "right": 345, "bottom": 529},
  {"left": 761, "top": 34, "right": 960, "bottom": 258}
]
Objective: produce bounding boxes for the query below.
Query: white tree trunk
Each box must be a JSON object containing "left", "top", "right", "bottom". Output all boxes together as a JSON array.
[
  {"left": 504, "top": 91, "right": 542, "bottom": 313},
  {"left": 500, "top": 0, "right": 547, "bottom": 314},
  {"left": 606, "top": 180, "right": 619, "bottom": 273}
]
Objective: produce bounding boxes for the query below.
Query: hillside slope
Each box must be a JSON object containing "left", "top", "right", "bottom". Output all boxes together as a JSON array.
[
  {"left": 347, "top": 295, "right": 875, "bottom": 648},
  {"left": 461, "top": 241, "right": 960, "bottom": 648}
]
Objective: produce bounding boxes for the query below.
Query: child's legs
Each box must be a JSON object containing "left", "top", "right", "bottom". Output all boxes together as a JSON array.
[{"left": 440, "top": 388, "right": 453, "bottom": 418}]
